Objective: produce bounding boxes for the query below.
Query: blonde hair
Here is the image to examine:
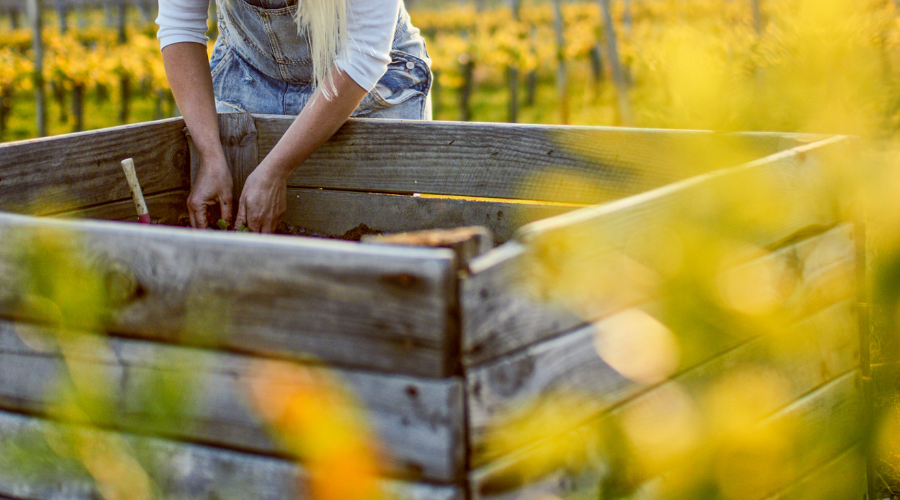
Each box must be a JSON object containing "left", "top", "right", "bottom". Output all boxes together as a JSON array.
[{"left": 219, "top": 0, "right": 347, "bottom": 99}]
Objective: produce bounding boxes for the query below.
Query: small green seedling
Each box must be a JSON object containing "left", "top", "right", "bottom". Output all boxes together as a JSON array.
[{"left": 216, "top": 219, "right": 251, "bottom": 232}]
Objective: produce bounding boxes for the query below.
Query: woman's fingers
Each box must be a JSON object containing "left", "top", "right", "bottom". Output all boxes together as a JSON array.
[
  {"left": 187, "top": 160, "right": 234, "bottom": 229},
  {"left": 235, "top": 200, "right": 249, "bottom": 232},
  {"left": 235, "top": 169, "right": 287, "bottom": 233},
  {"left": 219, "top": 195, "right": 233, "bottom": 227},
  {"left": 187, "top": 196, "right": 209, "bottom": 229}
]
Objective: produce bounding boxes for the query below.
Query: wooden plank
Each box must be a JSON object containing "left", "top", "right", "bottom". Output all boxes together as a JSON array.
[
  {"left": 0, "top": 118, "right": 190, "bottom": 215},
  {"left": 363, "top": 226, "right": 494, "bottom": 272},
  {"left": 462, "top": 137, "right": 854, "bottom": 365},
  {"left": 54, "top": 190, "right": 189, "bottom": 226},
  {"left": 254, "top": 115, "right": 800, "bottom": 204},
  {"left": 764, "top": 445, "right": 866, "bottom": 500},
  {"left": 729, "top": 132, "right": 832, "bottom": 156},
  {"left": 749, "top": 371, "right": 866, "bottom": 497},
  {"left": 0, "top": 212, "right": 458, "bottom": 377},
  {"left": 280, "top": 188, "right": 576, "bottom": 245},
  {"left": 0, "top": 320, "right": 465, "bottom": 482},
  {"left": 463, "top": 221, "right": 856, "bottom": 367},
  {"left": 0, "top": 410, "right": 465, "bottom": 500},
  {"left": 621, "top": 373, "right": 866, "bottom": 500},
  {"left": 461, "top": 241, "right": 584, "bottom": 366},
  {"left": 470, "top": 370, "right": 864, "bottom": 500},
  {"left": 467, "top": 297, "right": 860, "bottom": 468}
]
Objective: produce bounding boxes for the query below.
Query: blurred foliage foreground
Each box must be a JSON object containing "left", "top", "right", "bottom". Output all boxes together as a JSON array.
[{"left": 4, "top": 0, "right": 900, "bottom": 499}]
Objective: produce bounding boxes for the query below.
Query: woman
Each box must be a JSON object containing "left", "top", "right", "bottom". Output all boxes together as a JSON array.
[{"left": 156, "top": 0, "right": 432, "bottom": 232}]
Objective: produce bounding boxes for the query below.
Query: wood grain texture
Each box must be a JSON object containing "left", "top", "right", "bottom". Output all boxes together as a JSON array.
[
  {"left": 280, "top": 188, "right": 576, "bottom": 244},
  {"left": 364, "top": 226, "right": 494, "bottom": 274},
  {"left": 729, "top": 132, "right": 832, "bottom": 156},
  {"left": 254, "top": 115, "right": 798, "bottom": 204},
  {"left": 55, "top": 190, "right": 190, "bottom": 226},
  {"left": 0, "top": 212, "right": 458, "bottom": 377},
  {"left": 467, "top": 297, "right": 859, "bottom": 468},
  {"left": 0, "top": 320, "right": 465, "bottom": 482},
  {"left": 462, "top": 138, "right": 854, "bottom": 366},
  {"left": 0, "top": 409, "right": 465, "bottom": 500},
  {"left": 751, "top": 371, "right": 865, "bottom": 496},
  {"left": 470, "top": 370, "right": 864, "bottom": 500},
  {"left": 463, "top": 220, "right": 856, "bottom": 367},
  {"left": 764, "top": 445, "right": 866, "bottom": 500},
  {"left": 0, "top": 118, "right": 190, "bottom": 215}
]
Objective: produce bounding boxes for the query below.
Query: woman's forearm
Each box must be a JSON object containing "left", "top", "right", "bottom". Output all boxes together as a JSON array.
[
  {"left": 256, "top": 68, "right": 368, "bottom": 182},
  {"left": 162, "top": 41, "right": 226, "bottom": 167},
  {"left": 234, "top": 67, "right": 368, "bottom": 232},
  {"left": 163, "top": 41, "right": 234, "bottom": 228}
]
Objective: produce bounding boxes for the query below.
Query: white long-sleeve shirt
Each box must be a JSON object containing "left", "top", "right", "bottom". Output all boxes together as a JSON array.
[{"left": 156, "top": 0, "right": 400, "bottom": 91}]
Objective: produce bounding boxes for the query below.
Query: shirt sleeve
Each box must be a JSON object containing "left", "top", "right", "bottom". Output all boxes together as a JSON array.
[
  {"left": 156, "top": 0, "right": 212, "bottom": 50},
  {"left": 337, "top": 0, "right": 401, "bottom": 91}
]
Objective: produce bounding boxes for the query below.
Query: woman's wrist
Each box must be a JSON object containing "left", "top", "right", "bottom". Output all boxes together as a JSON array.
[{"left": 255, "top": 158, "right": 294, "bottom": 184}]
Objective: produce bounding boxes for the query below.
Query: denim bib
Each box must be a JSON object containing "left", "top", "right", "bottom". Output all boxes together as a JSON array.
[{"left": 211, "top": 0, "right": 432, "bottom": 119}]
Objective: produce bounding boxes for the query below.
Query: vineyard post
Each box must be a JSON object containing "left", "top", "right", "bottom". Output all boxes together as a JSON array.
[
  {"left": 27, "top": 0, "right": 47, "bottom": 137},
  {"left": 103, "top": 0, "right": 113, "bottom": 26},
  {"left": 598, "top": 0, "right": 632, "bottom": 126},
  {"left": 117, "top": 0, "right": 130, "bottom": 125},
  {"left": 116, "top": 0, "right": 126, "bottom": 42},
  {"left": 458, "top": 2, "right": 478, "bottom": 122},
  {"left": 55, "top": 0, "right": 67, "bottom": 32},
  {"left": 507, "top": 0, "right": 521, "bottom": 123},
  {"left": 622, "top": 0, "right": 632, "bottom": 35},
  {"left": 0, "top": 86, "right": 11, "bottom": 136},
  {"left": 76, "top": 0, "right": 86, "bottom": 29},
  {"left": 137, "top": 0, "right": 152, "bottom": 23},
  {"left": 590, "top": 44, "right": 604, "bottom": 99},
  {"left": 552, "top": 0, "right": 568, "bottom": 124},
  {"left": 73, "top": 83, "right": 84, "bottom": 131},
  {"left": 7, "top": 6, "right": 21, "bottom": 29},
  {"left": 525, "top": 26, "right": 537, "bottom": 106},
  {"left": 458, "top": 49, "right": 474, "bottom": 121}
]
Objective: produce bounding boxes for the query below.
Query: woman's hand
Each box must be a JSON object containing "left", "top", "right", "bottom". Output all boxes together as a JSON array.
[
  {"left": 162, "top": 41, "right": 233, "bottom": 229},
  {"left": 188, "top": 158, "right": 234, "bottom": 229},
  {"left": 235, "top": 166, "right": 288, "bottom": 233}
]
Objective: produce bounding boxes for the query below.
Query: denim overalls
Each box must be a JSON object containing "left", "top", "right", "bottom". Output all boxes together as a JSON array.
[{"left": 210, "top": 0, "right": 432, "bottom": 119}]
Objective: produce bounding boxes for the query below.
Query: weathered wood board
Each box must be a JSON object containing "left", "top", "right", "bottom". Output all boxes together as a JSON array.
[
  {"left": 0, "top": 116, "right": 865, "bottom": 500},
  {"left": 764, "top": 445, "right": 867, "bottom": 500},
  {"left": 0, "top": 211, "right": 459, "bottom": 377},
  {"left": 470, "top": 370, "right": 864, "bottom": 500},
  {"left": 58, "top": 190, "right": 189, "bottom": 226},
  {"left": 0, "top": 118, "right": 190, "bottom": 215},
  {"left": 467, "top": 296, "right": 860, "bottom": 468},
  {"left": 0, "top": 409, "right": 465, "bottom": 500},
  {"left": 280, "top": 188, "right": 576, "bottom": 244},
  {"left": 461, "top": 137, "right": 853, "bottom": 367},
  {"left": 254, "top": 116, "right": 809, "bottom": 204},
  {"left": 0, "top": 320, "right": 465, "bottom": 482}
]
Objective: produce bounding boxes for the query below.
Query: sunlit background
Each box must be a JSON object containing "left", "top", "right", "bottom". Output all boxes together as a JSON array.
[{"left": 2, "top": 0, "right": 900, "bottom": 499}]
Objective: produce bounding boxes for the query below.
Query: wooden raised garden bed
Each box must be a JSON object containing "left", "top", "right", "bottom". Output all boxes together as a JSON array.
[{"left": 0, "top": 114, "right": 866, "bottom": 500}]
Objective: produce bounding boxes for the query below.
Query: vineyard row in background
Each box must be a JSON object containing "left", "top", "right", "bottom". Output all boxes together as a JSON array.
[{"left": 2, "top": 0, "right": 900, "bottom": 140}]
